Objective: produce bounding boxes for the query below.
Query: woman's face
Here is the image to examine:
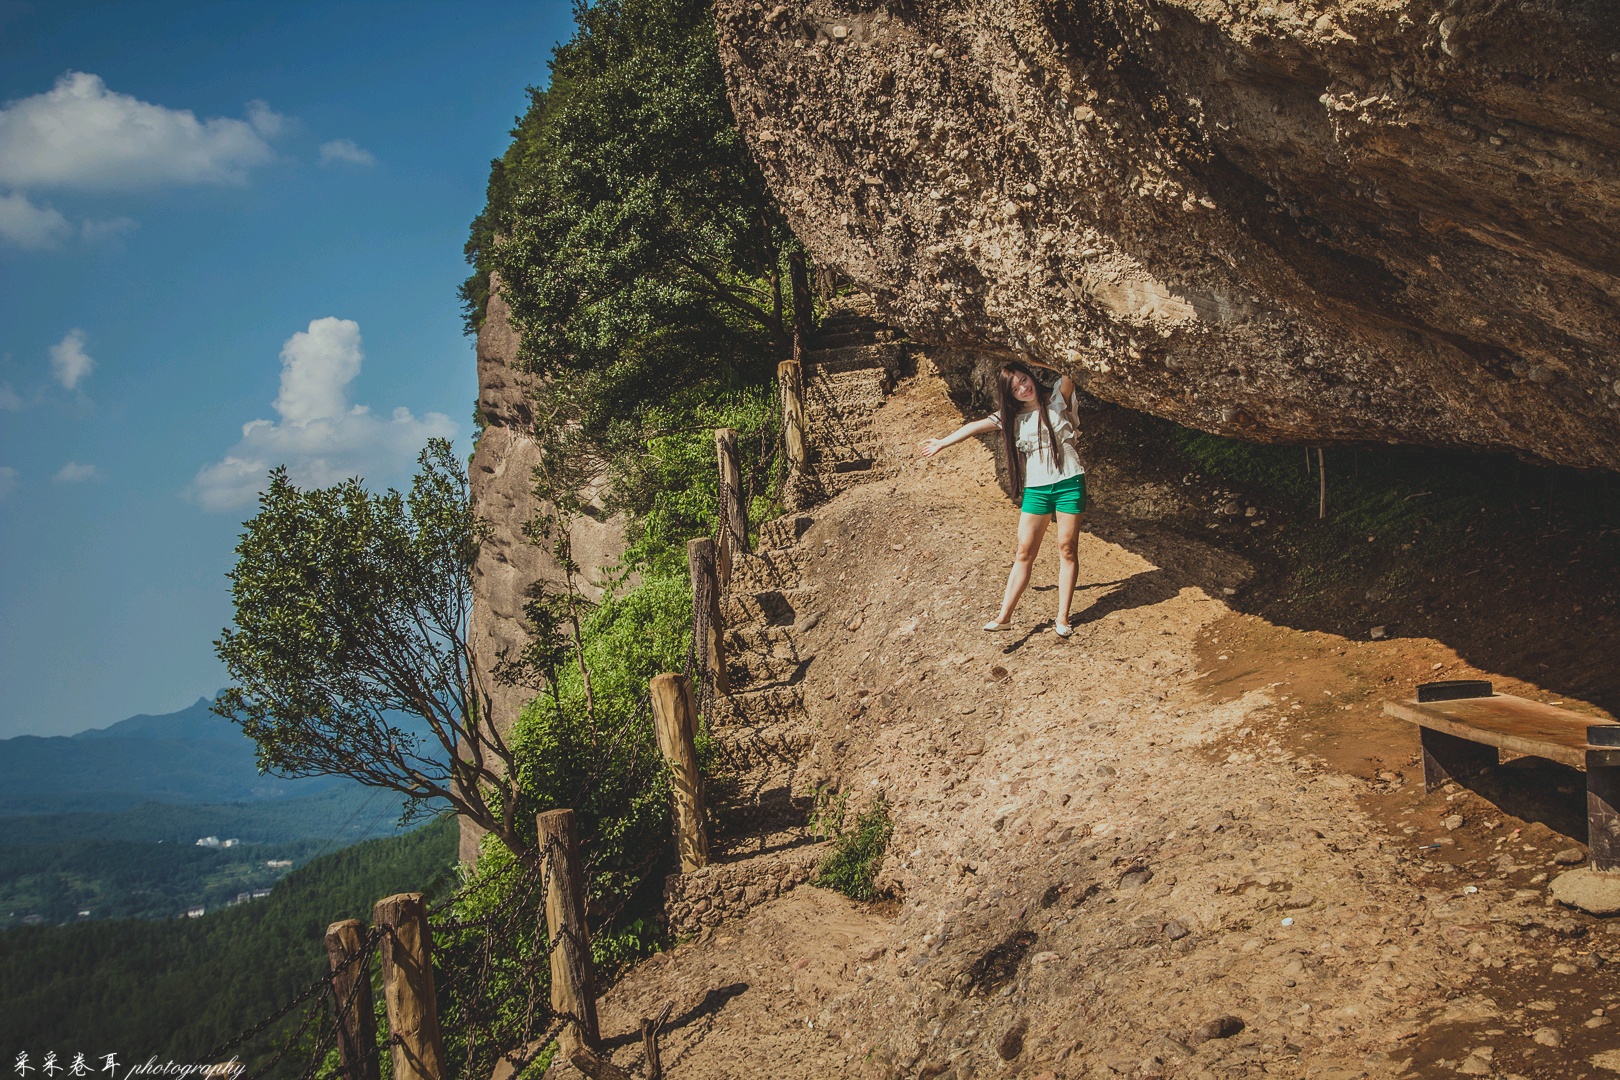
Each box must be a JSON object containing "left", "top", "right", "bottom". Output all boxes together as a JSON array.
[{"left": 1009, "top": 371, "right": 1037, "bottom": 403}]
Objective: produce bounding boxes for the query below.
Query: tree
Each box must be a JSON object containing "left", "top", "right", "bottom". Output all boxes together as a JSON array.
[
  {"left": 461, "top": 0, "right": 804, "bottom": 467},
  {"left": 214, "top": 441, "right": 533, "bottom": 858}
]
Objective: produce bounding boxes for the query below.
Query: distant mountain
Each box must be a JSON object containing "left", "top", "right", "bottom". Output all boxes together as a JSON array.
[{"left": 0, "top": 695, "right": 342, "bottom": 815}]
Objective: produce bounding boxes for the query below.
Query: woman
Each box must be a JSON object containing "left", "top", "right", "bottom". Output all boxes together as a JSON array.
[{"left": 918, "top": 360, "right": 1086, "bottom": 636}]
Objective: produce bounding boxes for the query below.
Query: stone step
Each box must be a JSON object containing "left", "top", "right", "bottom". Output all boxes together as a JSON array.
[
  {"left": 755, "top": 513, "right": 815, "bottom": 552},
  {"left": 730, "top": 548, "right": 816, "bottom": 592},
  {"left": 811, "top": 328, "right": 901, "bottom": 350},
  {"left": 716, "top": 683, "right": 805, "bottom": 717},
  {"left": 662, "top": 840, "right": 830, "bottom": 936},
  {"left": 806, "top": 343, "right": 908, "bottom": 379},
  {"left": 722, "top": 587, "right": 812, "bottom": 628}
]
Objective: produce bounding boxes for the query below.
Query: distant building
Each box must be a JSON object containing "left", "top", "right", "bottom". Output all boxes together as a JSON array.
[
  {"left": 77, "top": 910, "right": 91, "bottom": 917},
  {"left": 265, "top": 859, "right": 293, "bottom": 869},
  {"left": 195, "top": 836, "right": 240, "bottom": 848},
  {"left": 21, "top": 914, "right": 44, "bottom": 926},
  {"left": 185, "top": 906, "right": 205, "bottom": 918}
]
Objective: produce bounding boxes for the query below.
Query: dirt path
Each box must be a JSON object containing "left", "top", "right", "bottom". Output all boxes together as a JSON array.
[{"left": 557, "top": 363, "right": 1620, "bottom": 1080}]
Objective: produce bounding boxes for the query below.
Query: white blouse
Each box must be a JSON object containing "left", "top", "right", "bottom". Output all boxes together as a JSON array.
[{"left": 987, "top": 383, "right": 1084, "bottom": 488}]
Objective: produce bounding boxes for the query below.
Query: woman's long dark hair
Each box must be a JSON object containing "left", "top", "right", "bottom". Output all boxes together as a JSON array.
[{"left": 996, "top": 361, "right": 1062, "bottom": 497}]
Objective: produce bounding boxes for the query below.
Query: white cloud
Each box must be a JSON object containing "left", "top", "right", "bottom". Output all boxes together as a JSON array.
[
  {"left": 0, "top": 72, "right": 283, "bottom": 191},
  {"left": 191, "top": 317, "right": 457, "bottom": 511},
  {"left": 53, "top": 461, "right": 100, "bottom": 483},
  {"left": 0, "top": 383, "right": 22, "bottom": 410},
  {"left": 319, "top": 139, "right": 375, "bottom": 167},
  {"left": 0, "top": 466, "right": 16, "bottom": 498},
  {"left": 49, "top": 328, "right": 93, "bottom": 390},
  {"left": 80, "top": 215, "right": 137, "bottom": 243},
  {"left": 0, "top": 190, "right": 71, "bottom": 248}
]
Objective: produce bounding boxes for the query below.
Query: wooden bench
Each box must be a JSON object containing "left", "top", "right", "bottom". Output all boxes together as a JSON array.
[{"left": 1384, "top": 681, "right": 1620, "bottom": 872}]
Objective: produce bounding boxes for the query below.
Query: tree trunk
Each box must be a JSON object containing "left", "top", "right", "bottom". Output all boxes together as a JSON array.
[{"left": 789, "top": 250, "right": 813, "bottom": 343}]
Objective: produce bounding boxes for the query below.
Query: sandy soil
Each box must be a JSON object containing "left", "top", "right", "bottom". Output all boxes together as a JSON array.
[{"left": 550, "top": 362, "right": 1620, "bottom": 1080}]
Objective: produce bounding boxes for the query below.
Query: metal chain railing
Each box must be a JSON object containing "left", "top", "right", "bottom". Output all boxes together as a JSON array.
[{"left": 181, "top": 922, "right": 384, "bottom": 1080}]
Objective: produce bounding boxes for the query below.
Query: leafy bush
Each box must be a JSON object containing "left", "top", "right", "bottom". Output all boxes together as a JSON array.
[
  {"left": 616, "top": 387, "right": 783, "bottom": 577},
  {"left": 813, "top": 800, "right": 893, "bottom": 903}
]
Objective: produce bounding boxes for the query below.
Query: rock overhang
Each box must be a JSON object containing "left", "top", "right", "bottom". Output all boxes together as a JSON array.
[{"left": 716, "top": 0, "right": 1620, "bottom": 469}]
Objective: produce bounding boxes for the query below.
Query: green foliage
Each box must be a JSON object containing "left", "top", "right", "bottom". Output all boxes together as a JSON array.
[
  {"left": 808, "top": 785, "right": 849, "bottom": 843},
  {"left": 0, "top": 817, "right": 457, "bottom": 1070},
  {"left": 813, "top": 800, "right": 893, "bottom": 903},
  {"left": 616, "top": 386, "right": 783, "bottom": 576},
  {"left": 0, "top": 786, "right": 406, "bottom": 848},
  {"left": 462, "top": 0, "right": 799, "bottom": 558},
  {"left": 465, "top": 0, "right": 792, "bottom": 359},
  {"left": 217, "top": 441, "right": 530, "bottom": 855},
  {"left": 510, "top": 576, "right": 693, "bottom": 926},
  {"left": 0, "top": 839, "right": 316, "bottom": 926}
]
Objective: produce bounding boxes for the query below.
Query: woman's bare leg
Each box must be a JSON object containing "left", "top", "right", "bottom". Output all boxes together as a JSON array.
[
  {"left": 994, "top": 512, "right": 1049, "bottom": 623},
  {"left": 1054, "top": 512, "right": 1083, "bottom": 626}
]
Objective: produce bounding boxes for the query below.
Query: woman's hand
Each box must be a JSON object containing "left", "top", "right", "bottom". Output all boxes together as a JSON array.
[{"left": 918, "top": 437, "right": 949, "bottom": 459}]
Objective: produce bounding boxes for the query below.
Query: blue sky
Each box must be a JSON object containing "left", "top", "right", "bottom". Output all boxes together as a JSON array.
[{"left": 0, "top": 0, "right": 575, "bottom": 736}]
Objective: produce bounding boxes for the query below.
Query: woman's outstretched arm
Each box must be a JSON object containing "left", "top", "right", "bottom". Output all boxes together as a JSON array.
[{"left": 918, "top": 416, "right": 1000, "bottom": 458}]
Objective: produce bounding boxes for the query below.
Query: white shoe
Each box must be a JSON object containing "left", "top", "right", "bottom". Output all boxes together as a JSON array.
[
  {"left": 983, "top": 619, "right": 1011, "bottom": 631},
  {"left": 1053, "top": 620, "right": 1073, "bottom": 638}
]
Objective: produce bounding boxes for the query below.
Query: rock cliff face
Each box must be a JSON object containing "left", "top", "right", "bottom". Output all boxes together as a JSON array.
[
  {"left": 464, "top": 276, "right": 625, "bottom": 863},
  {"left": 716, "top": 0, "right": 1620, "bottom": 469}
]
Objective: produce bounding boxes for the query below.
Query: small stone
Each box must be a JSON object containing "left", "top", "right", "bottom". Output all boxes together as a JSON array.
[
  {"left": 1456, "top": 1055, "right": 1491, "bottom": 1076},
  {"left": 1370, "top": 625, "right": 1388, "bottom": 640},
  {"left": 830, "top": 24, "right": 849, "bottom": 39},
  {"left": 1533, "top": 1027, "right": 1563, "bottom": 1048},
  {"left": 1095, "top": 764, "right": 1117, "bottom": 777},
  {"left": 1579, "top": 952, "right": 1607, "bottom": 970},
  {"left": 1555, "top": 847, "right": 1587, "bottom": 866},
  {"left": 1444, "top": 814, "right": 1465, "bottom": 831},
  {"left": 1595, "top": 1048, "right": 1620, "bottom": 1072},
  {"left": 1119, "top": 869, "right": 1154, "bottom": 890},
  {"left": 1588, "top": 1015, "right": 1613, "bottom": 1028},
  {"left": 1221, "top": 586, "right": 1237, "bottom": 596},
  {"left": 998, "top": 1018, "right": 1029, "bottom": 1060},
  {"left": 1553, "top": 962, "right": 1580, "bottom": 975},
  {"left": 1165, "top": 919, "right": 1191, "bottom": 941},
  {"left": 1189, "top": 1015, "right": 1245, "bottom": 1044}
]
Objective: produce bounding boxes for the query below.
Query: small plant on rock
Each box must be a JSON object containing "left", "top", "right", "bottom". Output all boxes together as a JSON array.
[{"left": 813, "top": 798, "right": 893, "bottom": 903}]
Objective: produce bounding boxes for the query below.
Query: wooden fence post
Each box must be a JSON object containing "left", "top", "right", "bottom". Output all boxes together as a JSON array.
[
  {"left": 537, "top": 809, "right": 600, "bottom": 1053},
  {"left": 325, "top": 919, "right": 380, "bottom": 1080},
  {"left": 714, "top": 428, "right": 747, "bottom": 585},
  {"left": 686, "top": 537, "right": 730, "bottom": 697},
  {"left": 372, "top": 894, "right": 445, "bottom": 1080},
  {"left": 650, "top": 674, "right": 709, "bottom": 872},
  {"left": 778, "top": 360, "right": 807, "bottom": 474}
]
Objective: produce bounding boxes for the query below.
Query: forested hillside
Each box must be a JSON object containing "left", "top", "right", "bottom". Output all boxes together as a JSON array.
[{"left": 0, "top": 816, "right": 457, "bottom": 1063}]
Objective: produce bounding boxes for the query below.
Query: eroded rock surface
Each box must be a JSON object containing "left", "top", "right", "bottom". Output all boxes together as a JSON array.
[
  {"left": 463, "top": 276, "right": 625, "bottom": 863},
  {"left": 716, "top": 0, "right": 1620, "bottom": 468}
]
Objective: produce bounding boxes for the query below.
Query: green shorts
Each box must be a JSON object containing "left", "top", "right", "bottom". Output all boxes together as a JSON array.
[{"left": 1021, "top": 473, "right": 1086, "bottom": 515}]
